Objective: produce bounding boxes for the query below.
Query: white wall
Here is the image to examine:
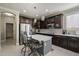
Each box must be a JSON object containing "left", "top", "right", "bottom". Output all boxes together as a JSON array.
[
  {"left": 0, "top": 6, "right": 19, "bottom": 45},
  {"left": 1, "top": 15, "right": 16, "bottom": 43},
  {"left": 0, "top": 13, "right": 1, "bottom": 49}
]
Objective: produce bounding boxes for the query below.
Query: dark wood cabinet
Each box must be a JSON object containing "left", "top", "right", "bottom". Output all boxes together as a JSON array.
[
  {"left": 68, "top": 37, "right": 79, "bottom": 53},
  {"left": 40, "top": 20, "right": 47, "bottom": 29},
  {"left": 54, "top": 15, "right": 62, "bottom": 28},
  {"left": 53, "top": 35, "right": 68, "bottom": 49},
  {"left": 46, "top": 17, "right": 55, "bottom": 24},
  {"left": 46, "top": 14, "right": 63, "bottom": 29},
  {"left": 34, "top": 14, "right": 63, "bottom": 29},
  {"left": 33, "top": 20, "right": 40, "bottom": 29},
  {"left": 19, "top": 16, "right": 33, "bottom": 24},
  {"left": 52, "top": 35, "right": 79, "bottom": 53},
  {"left": 53, "top": 35, "right": 61, "bottom": 46},
  {"left": 60, "top": 36, "right": 68, "bottom": 49},
  {"left": 34, "top": 20, "right": 47, "bottom": 29}
]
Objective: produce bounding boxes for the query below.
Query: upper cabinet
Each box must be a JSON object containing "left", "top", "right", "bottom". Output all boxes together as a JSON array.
[
  {"left": 54, "top": 14, "right": 63, "bottom": 28},
  {"left": 46, "top": 14, "right": 63, "bottom": 29},
  {"left": 19, "top": 16, "right": 33, "bottom": 24},
  {"left": 40, "top": 20, "right": 47, "bottom": 29},
  {"left": 33, "top": 20, "right": 40, "bottom": 29},
  {"left": 32, "top": 14, "right": 63, "bottom": 29}
]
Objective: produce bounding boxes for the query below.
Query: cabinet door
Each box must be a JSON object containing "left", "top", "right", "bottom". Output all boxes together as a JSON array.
[
  {"left": 60, "top": 36, "right": 68, "bottom": 49},
  {"left": 53, "top": 35, "right": 61, "bottom": 46},
  {"left": 40, "top": 20, "right": 47, "bottom": 29},
  {"left": 68, "top": 37, "right": 79, "bottom": 53},
  {"left": 54, "top": 15, "right": 62, "bottom": 28},
  {"left": 34, "top": 20, "right": 40, "bottom": 29}
]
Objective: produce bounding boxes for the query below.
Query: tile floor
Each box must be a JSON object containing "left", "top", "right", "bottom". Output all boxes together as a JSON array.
[
  {"left": 0, "top": 44, "right": 79, "bottom": 56},
  {"left": 0, "top": 38, "right": 79, "bottom": 56},
  {"left": 46, "top": 45, "right": 79, "bottom": 56}
]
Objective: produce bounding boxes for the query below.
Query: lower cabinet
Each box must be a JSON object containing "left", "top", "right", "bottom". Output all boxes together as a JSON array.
[
  {"left": 53, "top": 35, "right": 61, "bottom": 46},
  {"left": 60, "top": 36, "right": 68, "bottom": 49},
  {"left": 68, "top": 37, "right": 79, "bottom": 53},
  {"left": 52, "top": 35, "right": 79, "bottom": 53}
]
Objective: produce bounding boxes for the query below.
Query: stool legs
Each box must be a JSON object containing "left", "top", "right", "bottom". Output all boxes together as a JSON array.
[{"left": 21, "top": 45, "right": 27, "bottom": 56}]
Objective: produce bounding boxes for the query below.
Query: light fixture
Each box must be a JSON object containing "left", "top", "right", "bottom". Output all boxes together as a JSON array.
[
  {"left": 45, "top": 9, "right": 49, "bottom": 12},
  {"left": 23, "top": 10, "right": 26, "bottom": 12},
  {"left": 41, "top": 16, "right": 45, "bottom": 21},
  {"left": 34, "top": 18, "right": 37, "bottom": 23},
  {"left": 3, "top": 12, "right": 14, "bottom": 16},
  {"left": 36, "top": 14, "right": 38, "bottom": 17},
  {"left": 34, "top": 6, "right": 37, "bottom": 10}
]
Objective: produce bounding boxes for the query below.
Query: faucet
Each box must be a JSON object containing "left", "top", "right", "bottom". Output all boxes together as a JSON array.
[{"left": 62, "top": 30, "right": 67, "bottom": 34}]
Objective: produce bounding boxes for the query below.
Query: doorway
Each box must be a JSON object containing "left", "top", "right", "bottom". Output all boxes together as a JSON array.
[
  {"left": 6, "top": 23, "right": 15, "bottom": 45},
  {"left": 6, "top": 23, "right": 13, "bottom": 39}
]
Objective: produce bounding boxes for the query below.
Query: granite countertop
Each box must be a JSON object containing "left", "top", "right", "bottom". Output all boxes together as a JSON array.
[
  {"left": 36, "top": 32, "right": 79, "bottom": 37},
  {"left": 32, "top": 34, "right": 52, "bottom": 41},
  {"left": 53, "top": 34, "right": 79, "bottom": 37}
]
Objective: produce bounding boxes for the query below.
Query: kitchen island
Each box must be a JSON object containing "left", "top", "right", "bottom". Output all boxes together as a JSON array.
[{"left": 32, "top": 34, "right": 52, "bottom": 55}]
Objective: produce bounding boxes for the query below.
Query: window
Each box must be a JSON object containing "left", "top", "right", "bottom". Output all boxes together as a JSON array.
[{"left": 66, "top": 14, "right": 79, "bottom": 28}]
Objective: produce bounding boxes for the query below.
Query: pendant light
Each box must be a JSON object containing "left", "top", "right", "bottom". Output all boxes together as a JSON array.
[
  {"left": 34, "top": 18, "right": 37, "bottom": 23},
  {"left": 41, "top": 16, "right": 45, "bottom": 21}
]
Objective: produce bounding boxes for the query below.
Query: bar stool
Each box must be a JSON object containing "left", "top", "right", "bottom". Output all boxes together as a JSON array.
[
  {"left": 28, "top": 39, "right": 43, "bottom": 56},
  {"left": 21, "top": 32, "right": 43, "bottom": 56},
  {"left": 21, "top": 32, "right": 30, "bottom": 56}
]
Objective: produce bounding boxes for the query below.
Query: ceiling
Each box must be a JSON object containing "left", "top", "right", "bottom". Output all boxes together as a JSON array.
[{"left": 0, "top": 3, "right": 79, "bottom": 19}]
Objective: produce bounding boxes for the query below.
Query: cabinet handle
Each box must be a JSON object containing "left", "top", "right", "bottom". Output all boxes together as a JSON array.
[{"left": 71, "top": 38, "right": 77, "bottom": 40}]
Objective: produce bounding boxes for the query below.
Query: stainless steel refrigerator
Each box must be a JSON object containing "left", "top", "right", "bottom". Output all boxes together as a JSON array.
[{"left": 19, "top": 23, "right": 32, "bottom": 45}]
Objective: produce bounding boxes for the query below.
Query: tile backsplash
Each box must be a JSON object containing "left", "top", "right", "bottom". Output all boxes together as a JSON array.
[
  {"left": 39, "top": 29, "right": 63, "bottom": 34},
  {"left": 37, "top": 28, "right": 79, "bottom": 35}
]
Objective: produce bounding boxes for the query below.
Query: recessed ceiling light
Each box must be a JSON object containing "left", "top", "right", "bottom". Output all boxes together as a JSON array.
[
  {"left": 23, "top": 10, "right": 26, "bottom": 12},
  {"left": 36, "top": 14, "right": 38, "bottom": 17},
  {"left": 45, "top": 9, "right": 49, "bottom": 12},
  {"left": 41, "top": 16, "right": 45, "bottom": 21}
]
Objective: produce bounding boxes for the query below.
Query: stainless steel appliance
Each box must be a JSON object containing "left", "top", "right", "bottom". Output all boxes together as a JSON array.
[{"left": 19, "top": 24, "right": 32, "bottom": 45}]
